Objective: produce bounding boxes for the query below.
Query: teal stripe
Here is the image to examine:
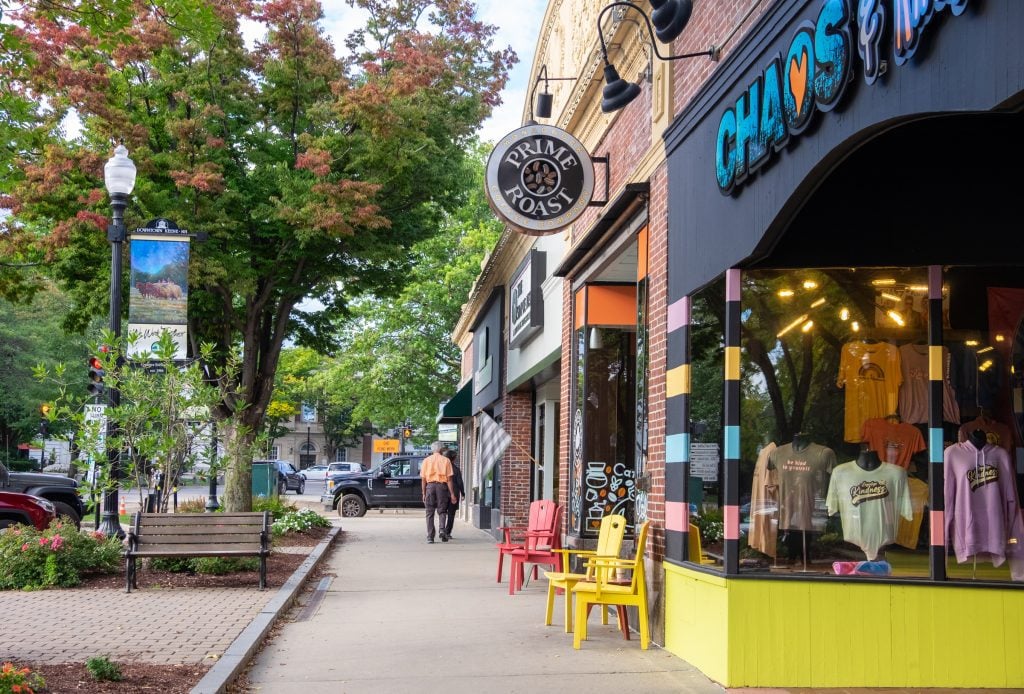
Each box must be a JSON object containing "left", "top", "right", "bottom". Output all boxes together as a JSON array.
[
  {"left": 929, "top": 427, "right": 943, "bottom": 463},
  {"left": 725, "top": 425, "right": 740, "bottom": 460},
  {"left": 666, "top": 433, "right": 690, "bottom": 463}
]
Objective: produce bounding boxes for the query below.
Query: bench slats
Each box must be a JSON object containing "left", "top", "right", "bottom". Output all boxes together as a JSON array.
[
  {"left": 139, "top": 525, "right": 263, "bottom": 536},
  {"left": 133, "top": 542, "right": 265, "bottom": 553},
  {"left": 137, "top": 533, "right": 262, "bottom": 545},
  {"left": 129, "top": 549, "right": 266, "bottom": 558},
  {"left": 134, "top": 514, "right": 266, "bottom": 525}
]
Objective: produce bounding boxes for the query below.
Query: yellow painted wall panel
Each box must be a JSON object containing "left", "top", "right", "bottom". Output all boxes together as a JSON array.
[{"left": 664, "top": 567, "right": 1024, "bottom": 688}]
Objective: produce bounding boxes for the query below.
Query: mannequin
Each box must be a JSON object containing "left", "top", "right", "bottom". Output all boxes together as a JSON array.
[
  {"left": 792, "top": 431, "right": 811, "bottom": 451},
  {"left": 969, "top": 428, "right": 988, "bottom": 449},
  {"left": 856, "top": 449, "right": 882, "bottom": 471},
  {"left": 768, "top": 432, "right": 837, "bottom": 570}
]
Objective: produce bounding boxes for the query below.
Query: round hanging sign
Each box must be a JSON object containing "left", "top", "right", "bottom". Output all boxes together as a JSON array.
[{"left": 485, "top": 123, "right": 594, "bottom": 236}]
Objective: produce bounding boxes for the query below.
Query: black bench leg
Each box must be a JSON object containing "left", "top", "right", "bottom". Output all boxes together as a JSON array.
[
  {"left": 126, "top": 556, "right": 134, "bottom": 593},
  {"left": 260, "top": 555, "right": 266, "bottom": 590}
]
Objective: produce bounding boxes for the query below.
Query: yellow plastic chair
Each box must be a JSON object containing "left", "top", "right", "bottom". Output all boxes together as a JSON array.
[
  {"left": 572, "top": 521, "right": 651, "bottom": 649},
  {"left": 688, "top": 522, "right": 716, "bottom": 565},
  {"left": 543, "top": 514, "right": 627, "bottom": 633}
]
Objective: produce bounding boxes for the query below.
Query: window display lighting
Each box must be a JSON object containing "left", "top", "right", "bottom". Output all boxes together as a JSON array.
[
  {"left": 851, "top": 321, "right": 860, "bottom": 332},
  {"left": 887, "top": 310, "right": 905, "bottom": 326},
  {"left": 777, "top": 314, "right": 809, "bottom": 337},
  {"left": 977, "top": 345, "right": 994, "bottom": 354},
  {"left": 778, "top": 289, "right": 794, "bottom": 297},
  {"left": 810, "top": 297, "right": 826, "bottom": 308},
  {"left": 839, "top": 307, "right": 850, "bottom": 320},
  {"left": 801, "top": 320, "right": 814, "bottom": 332},
  {"left": 880, "top": 292, "right": 901, "bottom": 302},
  {"left": 802, "top": 280, "right": 818, "bottom": 290},
  {"left": 871, "top": 278, "right": 896, "bottom": 286}
]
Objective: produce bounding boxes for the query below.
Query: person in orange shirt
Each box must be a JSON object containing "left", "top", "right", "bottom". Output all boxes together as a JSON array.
[{"left": 421, "top": 441, "right": 457, "bottom": 544}]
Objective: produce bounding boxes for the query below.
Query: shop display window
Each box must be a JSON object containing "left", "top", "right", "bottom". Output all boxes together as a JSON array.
[
  {"left": 689, "top": 278, "right": 726, "bottom": 566},
  {"left": 717, "top": 266, "right": 1024, "bottom": 583}
]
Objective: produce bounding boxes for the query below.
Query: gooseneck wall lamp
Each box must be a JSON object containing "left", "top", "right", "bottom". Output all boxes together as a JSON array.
[
  {"left": 529, "top": 64, "right": 578, "bottom": 121},
  {"left": 598, "top": 0, "right": 719, "bottom": 113}
]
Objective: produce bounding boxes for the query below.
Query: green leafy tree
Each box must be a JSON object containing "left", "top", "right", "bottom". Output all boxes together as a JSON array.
[
  {"left": 3, "top": 0, "right": 514, "bottom": 510},
  {"left": 315, "top": 143, "right": 501, "bottom": 438}
]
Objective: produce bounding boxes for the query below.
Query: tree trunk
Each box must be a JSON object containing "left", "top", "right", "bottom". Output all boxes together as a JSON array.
[{"left": 221, "top": 421, "right": 257, "bottom": 512}]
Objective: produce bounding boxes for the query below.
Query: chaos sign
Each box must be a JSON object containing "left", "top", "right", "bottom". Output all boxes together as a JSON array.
[{"left": 485, "top": 123, "right": 594, "bottom": 236}]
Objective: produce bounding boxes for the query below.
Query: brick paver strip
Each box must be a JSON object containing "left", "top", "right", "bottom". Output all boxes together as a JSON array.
[{"left": 1, "top": 587, "right": 273, "bottom": 665}]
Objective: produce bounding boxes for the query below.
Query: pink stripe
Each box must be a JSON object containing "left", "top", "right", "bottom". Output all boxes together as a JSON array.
[
  {"left": 724, "top": 504, "right": 740, "bottom": 540},
  {"left": 667, "top": 297, "right": 691, "bottom": 333},
  {"left": 726, "top": 269, "right": 741, "bottom": 302},
  {"left": 928, "top": 265, "right": 942, "bottom": 300},
  {"left": 930, "top": 510, "right": 945, "bottom": 546},
  {"left": 665, "top": 501, "right": 687, "bottom": 532}
]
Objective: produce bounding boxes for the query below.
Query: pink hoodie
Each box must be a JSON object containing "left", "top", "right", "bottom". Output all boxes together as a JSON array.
[{"left": 944, "top": 439, "right": 1024, "bottom": 579}]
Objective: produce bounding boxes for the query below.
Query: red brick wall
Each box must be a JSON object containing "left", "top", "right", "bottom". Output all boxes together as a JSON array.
[
  {"left": 671, "top": 0, "right": 772, "bottom": 115},
  {"left": 558, "top": 276, "right": 573, "bottom": 529},
  {"left": 645, "top": 163, "right": 669, "bottom": 561},
  {"left": 500, "top": 389, "right": 533, "bottom": 529}
]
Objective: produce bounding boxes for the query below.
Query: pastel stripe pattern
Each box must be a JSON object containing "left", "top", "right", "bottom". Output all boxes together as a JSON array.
[
  {"left": 927, "top": 265, "right": 946, "bottom": 581},
  {"left": 723, "top": 269, "right": 741, "bottom": 574},
  {"left": 665, "top": 295, "right": 691, "bottom": 564}
]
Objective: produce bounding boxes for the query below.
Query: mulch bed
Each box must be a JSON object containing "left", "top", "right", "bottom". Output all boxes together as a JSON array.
[{"left": 15, "top": 526, "right": 335, "bottom": 693}]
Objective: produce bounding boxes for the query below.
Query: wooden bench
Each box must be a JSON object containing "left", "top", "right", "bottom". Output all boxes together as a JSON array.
[{"left": 124, "top": 512, "right": 271, "bottom": 593}]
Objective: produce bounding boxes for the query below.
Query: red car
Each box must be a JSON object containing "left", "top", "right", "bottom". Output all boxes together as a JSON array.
[{"left": 0, "top": 491, "right": 57, "bottom": 531}]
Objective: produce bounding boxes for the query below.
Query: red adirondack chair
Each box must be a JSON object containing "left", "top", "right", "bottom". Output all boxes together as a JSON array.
[
  {"left": 495, "top": 499, "right": 559, "bottom": 585},
  {"left": 508, "top": 505, "right": 564, "bottom": 595}
]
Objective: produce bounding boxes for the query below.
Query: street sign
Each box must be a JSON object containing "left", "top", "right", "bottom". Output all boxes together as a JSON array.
[
  {"left": 83, "top": 404, "right": 107, "bottom": 456},
  {"left": 689, "top": 442, "right": 720, "bottom": 482},
  {"left": 373, "top": 439, "right": 400, "bottom": 454}
]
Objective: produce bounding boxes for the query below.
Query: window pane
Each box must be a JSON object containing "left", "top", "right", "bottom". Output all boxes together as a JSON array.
[
  {"left": 740, "top": 268, "right": 931, "bottom": 578},
  {"left": 689, "top": 278, "right": 725, "bottom": 567}
]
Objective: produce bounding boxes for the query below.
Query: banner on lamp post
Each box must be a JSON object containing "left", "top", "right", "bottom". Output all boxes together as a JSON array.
[{"left": 128, "top": 218, "right": 190, "bottom": 361}]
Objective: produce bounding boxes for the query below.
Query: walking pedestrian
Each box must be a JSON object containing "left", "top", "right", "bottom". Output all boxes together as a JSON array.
[
  {"left": 421, "top": 441, "right": 456, "bottom": 543},
  {"left": 443, "top": 447, "right": 465, "bottom": 540}
]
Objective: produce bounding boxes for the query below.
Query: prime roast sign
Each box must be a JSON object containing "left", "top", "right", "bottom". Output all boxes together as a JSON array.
[
  {"left": 715, "top": 0, "right": 968, "bottom": 194},
  {"left": 486, "top": 124, "right": 595, "bottom": 236}
]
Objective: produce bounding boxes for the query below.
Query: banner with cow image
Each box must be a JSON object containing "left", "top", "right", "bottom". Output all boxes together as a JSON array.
[{"left": 128, "top": 219, "right": 190, "bottom": 360}]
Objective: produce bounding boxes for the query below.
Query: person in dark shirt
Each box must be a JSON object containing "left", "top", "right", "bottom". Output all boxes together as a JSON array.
[{"left": 443, "top": 447, "right": 465, "bottom": 540}]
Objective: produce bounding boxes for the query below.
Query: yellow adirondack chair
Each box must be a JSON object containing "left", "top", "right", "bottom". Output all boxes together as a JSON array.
[
  {"left": 688, "top": 522, "right": 716, "bottom": 565},
  {"left": 543, "top": 514, "right": 627, "bottom": 633},
  {"left": 572, "top": 521, "right": 651, "bottom": 649}
]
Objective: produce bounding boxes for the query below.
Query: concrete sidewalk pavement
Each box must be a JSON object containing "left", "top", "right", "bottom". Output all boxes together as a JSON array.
[{"left": 244, "top": 515, "right": 725, "bottom": 694}]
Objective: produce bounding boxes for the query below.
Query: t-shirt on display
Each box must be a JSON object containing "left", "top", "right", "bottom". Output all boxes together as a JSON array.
[
  {"left": 768, "top": 442, "right": 837, "bottom": 532},
  {"left": 897, "top": 343, "right": 960, "bottom": 424},
  {"left": 860, "top": 417, "right": 926, "bottom": 469},
  {"left": 826, "top": 461, "right": 913, "bottom": 560},
  {"left": 837, "top": 341, "right": 903, "bottom": 442}
]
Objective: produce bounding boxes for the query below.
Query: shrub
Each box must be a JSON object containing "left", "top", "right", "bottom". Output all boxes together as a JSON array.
[
  {"left": 150, "top": 556, "right": 259, "bottom": 575},
  {"left": 693, "top": 509, "right": 725, "bottom": 544},
  {"left": 85, "top": 656, "right": 122, "bottom": 682},
  {"left": 253, "top": 496, "right": 297, "bottom": 520},
  {"left": 0, "top": 662, "right": 45, "bottom": 694},
  {"left": 272, "top": 508, "right": 331, "bottom": 536},
  {"left": 0, "top": 521, "right": 123, "bottom": 590},
  {"left": 175, "top": 497, "right": 208, "bottom": 514}
]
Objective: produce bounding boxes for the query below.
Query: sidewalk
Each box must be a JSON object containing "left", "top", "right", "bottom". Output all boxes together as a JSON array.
[{"left": 243, "top": 514, "right": 725, "bottom": 694}]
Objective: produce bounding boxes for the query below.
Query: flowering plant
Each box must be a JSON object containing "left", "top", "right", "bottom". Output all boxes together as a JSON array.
[
  {"left": 0, "top": 662, "right": 45, "bottom": 694},
  {"left": 0, "top": 520, "right": 122, "bottom": 590},
  {"left": 271, "top": 508, "right": 331, "bottom": 536}
]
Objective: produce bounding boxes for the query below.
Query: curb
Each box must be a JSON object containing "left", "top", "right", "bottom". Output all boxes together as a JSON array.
[{"left": 190, "top": 524, "right": 342, "bottom": 694}]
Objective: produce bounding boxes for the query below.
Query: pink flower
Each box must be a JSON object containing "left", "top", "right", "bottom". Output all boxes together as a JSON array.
[
  {"left": 21, "top": 543, "right": 29, "bottom": 551},
  {"left": 50, "top": 535, "right": 64, "bottom": 550},
  {"left": 91, "top": 530, "right": 106, "bottom": 540},
  {"left": 38, "top": 537, "right": 48, "bottom": 546}
]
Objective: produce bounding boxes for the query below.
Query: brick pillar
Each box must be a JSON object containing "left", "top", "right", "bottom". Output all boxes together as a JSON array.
[{"left": 500, "top": 389, "right": 533, "bottom": 530}]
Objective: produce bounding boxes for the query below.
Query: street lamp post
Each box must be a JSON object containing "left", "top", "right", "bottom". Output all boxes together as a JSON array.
[
  {"left": 206, "top": 421, "right": 220, "bottom": 512},
  {"left": 98, "top": 144, "right": 136, "bottom": 539}
]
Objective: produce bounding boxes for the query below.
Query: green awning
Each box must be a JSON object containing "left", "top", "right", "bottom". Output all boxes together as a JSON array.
[{"left": 437, "top": 380, "right": 472, "bottom": 424}]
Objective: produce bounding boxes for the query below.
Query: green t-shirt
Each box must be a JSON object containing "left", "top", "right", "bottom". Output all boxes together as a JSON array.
[
  {"left": 826, "top": 461, "right": 913, "bottom": 560},
  {"left": 768, "top": 442, "right": 837, "bottom": 531}
]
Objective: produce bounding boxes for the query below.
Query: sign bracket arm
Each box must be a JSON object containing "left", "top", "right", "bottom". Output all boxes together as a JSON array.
[{"left": 588, "top": 155, "right": 610, "bottom": 207}]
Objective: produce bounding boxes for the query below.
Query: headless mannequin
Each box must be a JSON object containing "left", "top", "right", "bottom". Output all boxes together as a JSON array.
[
  {"left": 792, "top": 431, "right": 811, "bottom": 452},
  {"left": 969, "top": 428, "right": 988, "bottom": 449},
  {"left": 787, "top": 432, "right": 813, "bottom": 569},
  {"left": 856, "top": 449, "right": 882, "bottom": 471}
]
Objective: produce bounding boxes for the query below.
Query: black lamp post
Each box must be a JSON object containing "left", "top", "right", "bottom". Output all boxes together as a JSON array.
[
  {"left": 97, "top": 144, "right": 136, "bottom": 539},
  {"left": 205, "top": 420, "right": 220, "bottom": 512}
]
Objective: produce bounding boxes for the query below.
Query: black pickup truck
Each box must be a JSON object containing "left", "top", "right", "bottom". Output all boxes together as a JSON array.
[
  {"left": 0, "top": 463, "right": 87, "bottom": 526},
  {"left": 321, "top": 455, "right": 426, "bottom": 517}
]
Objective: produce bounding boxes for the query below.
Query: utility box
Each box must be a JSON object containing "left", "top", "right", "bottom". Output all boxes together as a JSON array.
[{"left": 252, "top": 462, "right": 275, "bottom": 498}]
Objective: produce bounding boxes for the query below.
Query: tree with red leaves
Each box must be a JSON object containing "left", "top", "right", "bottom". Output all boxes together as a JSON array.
[{"left": 1, "top": 0, "right": 515, "bottom": 510}]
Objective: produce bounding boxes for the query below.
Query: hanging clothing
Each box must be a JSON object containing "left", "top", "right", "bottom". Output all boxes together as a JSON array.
[
  {"left": 748, "top": 442, "right": 778, "bottom": 557},
  {"left": 826, "top": 461, "right": 913, "bottom": 560},
  {"left": 895, "top": 476, "right": 929, "bottom": 550},
  {"left": 768, "top": 441, "right": 837, "bottom": 532},
  {"left": 837, "top": 341, "right": 903, "bottom": 442},
  {"left": 897, "top": 343, "right": 960, "bottom": 425},
  {"left": 860, "top": 417, "right": 926, "bottom": 469},
  {"left": 957, "top": 415, "right": 1013, "bottom": 453},
  {"left": 943, "top": 439, "right": 1024, "bottom": 579}
]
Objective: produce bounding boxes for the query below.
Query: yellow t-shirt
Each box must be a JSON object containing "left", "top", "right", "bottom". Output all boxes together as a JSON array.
[{"left": 837, "top": 341, "right": 903, "bottom": 442}]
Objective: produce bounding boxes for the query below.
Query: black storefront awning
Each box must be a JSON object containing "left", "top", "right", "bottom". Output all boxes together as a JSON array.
[{"left": 436, "top": 380, "right": 473, "bottom": 424}]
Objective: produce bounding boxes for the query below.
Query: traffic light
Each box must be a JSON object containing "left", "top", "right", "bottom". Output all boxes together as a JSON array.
[
  {"left": 38, "top": 403, "right": 50, "bottom": 437},
  {"left": 402, "top": 427, "right": 412, "bottom": 439},
  {"left": 87, "top": 355, "right": 105, "bottom": 397}
]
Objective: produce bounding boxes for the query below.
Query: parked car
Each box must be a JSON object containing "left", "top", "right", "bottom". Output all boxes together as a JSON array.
[
  {"left": 299, "top": 464, "right": 329, "bottom": 481},
  {"left": 273, "top": 460, "right": 305, "bottom": 495},
  {"left": 0, "top": 491, "right": 57, "bottom": 530},
  {"left": 322, "top": 455, "right": 426, "bottom": 517},
  {"left": 0, "top": 462, "right": 85, "bottom": 526},
  {"left": 326, "top": 462, "right": 364, "bottom": 476}
]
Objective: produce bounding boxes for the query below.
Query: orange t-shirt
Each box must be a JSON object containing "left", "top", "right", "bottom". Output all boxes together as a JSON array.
[
  {"left": 860, "top": 418, "right": 926, "bottom": 469},
  {"left": 420, "top": 454, "right": 453, "bottom": 483}
]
